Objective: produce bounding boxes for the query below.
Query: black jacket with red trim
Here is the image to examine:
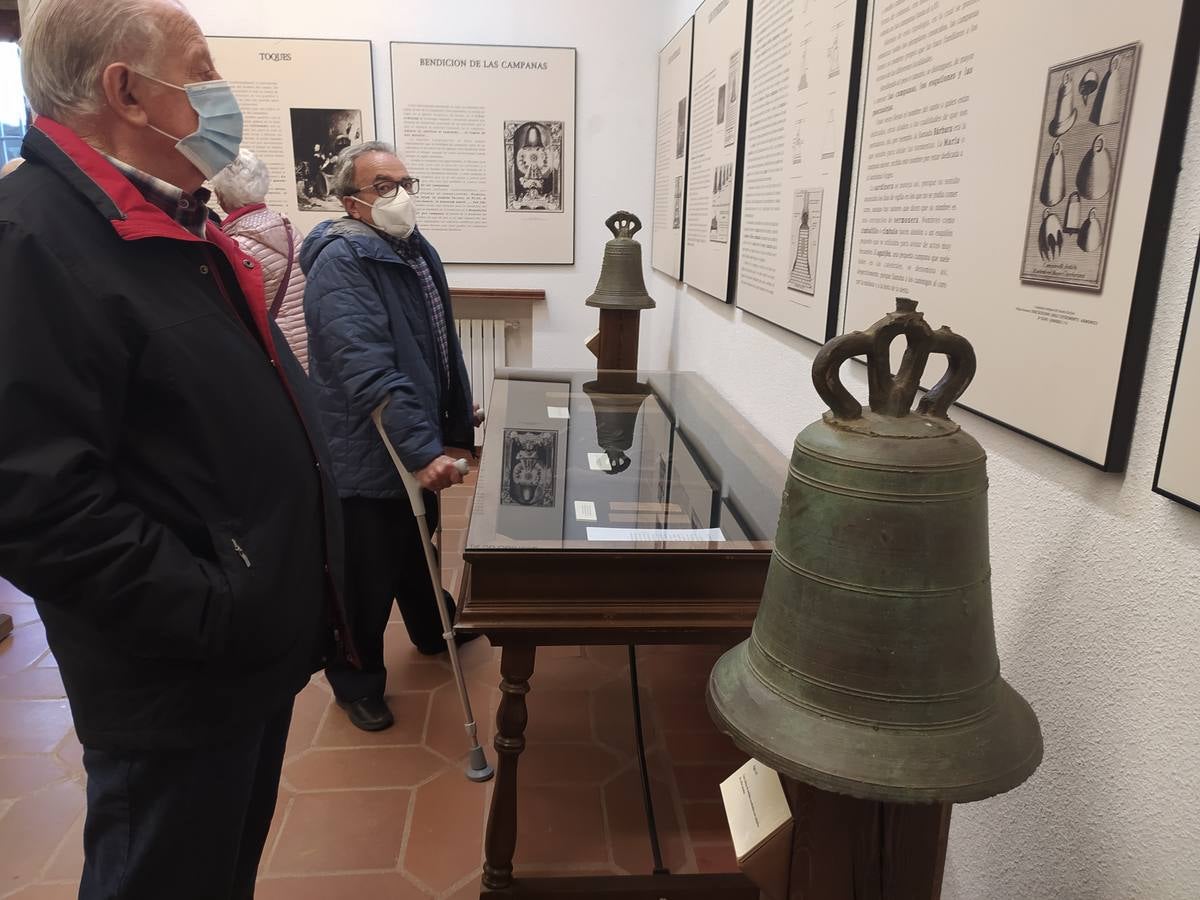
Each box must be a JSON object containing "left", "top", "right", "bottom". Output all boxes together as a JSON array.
[{"left": 0, "top": 118, "right": 348, "bottom": 750}]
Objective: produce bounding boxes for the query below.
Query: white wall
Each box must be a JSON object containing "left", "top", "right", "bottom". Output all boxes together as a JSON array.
[
  {"left": 656, "top": 1, "right": 1200, "bottom": 897},
  {"left": 186, "top": 0, "right": 667, "bottom": 371}
]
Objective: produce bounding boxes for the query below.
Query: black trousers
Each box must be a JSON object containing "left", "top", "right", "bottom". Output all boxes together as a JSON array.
[
  {"left": 326, "top": 495, "right": 450, "bottom": 702},
  {"left": 78, "top": 701, "right": 293, "bottom": 900}
]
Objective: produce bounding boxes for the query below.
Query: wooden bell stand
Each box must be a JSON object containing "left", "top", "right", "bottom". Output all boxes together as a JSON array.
[
  {"left": 587, "top": 307, "right": 643, "bottom": 373},
  {"left": 775, "top": 780, "right": 951, "bottom": 900}
]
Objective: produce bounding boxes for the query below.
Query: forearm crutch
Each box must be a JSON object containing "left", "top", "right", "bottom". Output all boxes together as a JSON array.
[{"left": 372, "top": 404, "right": 494, "bottom": 783}]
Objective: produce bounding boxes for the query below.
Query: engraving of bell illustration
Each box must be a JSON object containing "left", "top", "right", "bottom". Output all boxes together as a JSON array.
[
  {"left": 1079, "top": 208, "right": 1104, "bottom": 252},
  {"left": 1078, "top": 135, "right": 1113, "bottom": 200},
  {"left": 1092, "top": 54, "right": 1124, "bottom": 126},
  {"left": 1039, "top": 140, "right": 1066, "bottom": 207},
  {"left": 1064, "top": 191, "right": 1082, "bottom": 232},
  {"left": 1038, "top": 209, "right": 1064, "bottom": 261},
  {"left": 1049, "top": 72, "right": 1077, "bottom": 136},
  {"left": 1079, "top": 68, "right": 1099, "bottom": 107},
  {"left": 708, "top": 298, "right": 1043, "bottom": 804},
  {"left": 788, "top": 194, "right": 813, "bottom": 292}
]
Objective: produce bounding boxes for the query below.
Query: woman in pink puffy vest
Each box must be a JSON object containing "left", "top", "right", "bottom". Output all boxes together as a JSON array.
[{"left": 212, "top": 150, "right": 309, "bottom": 371}]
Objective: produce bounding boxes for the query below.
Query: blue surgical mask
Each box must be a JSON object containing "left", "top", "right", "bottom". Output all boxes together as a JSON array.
[{"left": 140, "top": 73, "right": 244, "bottom": 179}]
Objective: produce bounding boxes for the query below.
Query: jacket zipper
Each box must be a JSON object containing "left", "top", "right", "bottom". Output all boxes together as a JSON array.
[
  {"left": 231, "top": 538, "right": 252, "bottom": 568},
  {"left": 206, "top": 247, "right": 357, "bottom": 665}
]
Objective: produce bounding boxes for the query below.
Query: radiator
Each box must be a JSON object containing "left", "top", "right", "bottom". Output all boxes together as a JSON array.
[{"left": 455, "top": 318, "right": 507, "bottom": 446}]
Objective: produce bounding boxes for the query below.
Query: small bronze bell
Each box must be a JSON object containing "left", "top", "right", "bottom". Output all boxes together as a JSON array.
[
  {"left": 586, "top": 211, "right": 656, "bottom": 311},
  {"left": 708, "top": 299, "right": 1042, "bottom": 804}
]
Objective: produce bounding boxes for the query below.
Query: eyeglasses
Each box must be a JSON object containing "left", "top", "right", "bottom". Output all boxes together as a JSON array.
[{"left": 352, "top": 177, "right": 420, "bottom": 198}]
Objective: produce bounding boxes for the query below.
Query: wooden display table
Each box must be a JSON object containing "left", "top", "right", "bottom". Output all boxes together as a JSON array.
[{"left": 459, "top": 368, "right": 786, "bottom": 898}]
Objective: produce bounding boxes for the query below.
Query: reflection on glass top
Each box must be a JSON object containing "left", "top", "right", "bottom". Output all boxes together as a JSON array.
[{"left": 466, "top": 369, "right": 788, "bottom": 551}]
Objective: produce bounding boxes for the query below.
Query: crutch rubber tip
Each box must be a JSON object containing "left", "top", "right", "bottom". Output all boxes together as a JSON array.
[{"left": 466, "top": 747, "right": 495, "bottom": 782}]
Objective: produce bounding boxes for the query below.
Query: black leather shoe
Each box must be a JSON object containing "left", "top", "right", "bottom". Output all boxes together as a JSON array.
[
  {"left": 337, "top": 696, "right": 394, "bottom": 732},
  {"left": 416, "top": 630, "right": 482, "bottom": 657}
]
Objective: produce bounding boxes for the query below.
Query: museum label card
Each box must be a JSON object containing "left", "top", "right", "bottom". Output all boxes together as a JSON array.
[
  {"left": 719, "top": 759, "right": 794, "bottom": 897},
  {"left": 587, "top": 452, "right": 612, "bottom": 472},
  {"left": 585, "top": 527, "right": 726, "bottom": 542},
  {"left": 573, "top": 500, "right": 598, "bottom": 522},
  {"left": 547, "top": 406, "right": 570, "bottom": 419}
]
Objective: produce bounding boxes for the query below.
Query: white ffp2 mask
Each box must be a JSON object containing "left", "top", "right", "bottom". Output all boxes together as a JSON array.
[{"left": 354, "top": 190, "right": 417, "bottom": 240}]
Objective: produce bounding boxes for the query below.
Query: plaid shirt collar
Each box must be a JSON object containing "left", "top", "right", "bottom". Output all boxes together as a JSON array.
[{"left": 102, "top": 154, "right": 210, "bottom": 238}]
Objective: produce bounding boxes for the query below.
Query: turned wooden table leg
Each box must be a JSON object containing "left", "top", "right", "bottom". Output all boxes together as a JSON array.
[
  {"left": 785, "top": 779, "right": 952, "bottom": 899},
  {"left": 482, "top": 644, "right": 537, "bottom": 892}
]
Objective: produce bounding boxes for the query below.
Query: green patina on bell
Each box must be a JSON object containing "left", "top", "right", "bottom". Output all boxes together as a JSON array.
[
  {"left": 708, "top": 298, "right": 1043, "bottom": 804},
  {"left": 585, "top": 211, "right": 656, "bottom": 311}
]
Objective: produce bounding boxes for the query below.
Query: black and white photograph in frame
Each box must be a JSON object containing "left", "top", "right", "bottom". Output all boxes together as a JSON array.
[
  {"left": 652, "top": 17, "right": 695, "bottom": 280},
  {"left": 681, "top": 0, "right": 750, "bottom": 303},
  {"left": 676, "top": 97, "right": 688, "bottom": 158},
  {"left": 724, "top": 50, "right": 741, "bottom": 148},
  {"left": 500, "top": 428, "right": 558, "bottom": 507},
  {"left": 203, "top": 37, "right": 376, "bottom": 233},
  {"left": 290, "top": 107, "right": 363, "bottom": 212},
  {"left": 787, "top": 188, "right": 823, "bottom": 296},
  {"left": 504, "top": 121, "right": 564, "bottom": 212},
  {"left": 840, "top": 0, "right": 1198, "bottom": 469},
  {"left": 1020, "top": 43, "right": 1139, "bottom": 291},
  {"left": 390, "top": 41, "right": 575, "bottom": 264},
  {"left": 1155, "top": 237, "right": 1200, "bottom": 510}
]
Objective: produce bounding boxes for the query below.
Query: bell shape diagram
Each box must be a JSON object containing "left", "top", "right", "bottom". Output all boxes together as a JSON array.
[
  {"left": 708, "top": 299, "right": 1043, "bottom": 804},
  {"left": 1040, "top": 140, "right": 1066, "bottom": 207},
  {"left": 1078, "top": 135, "right": 1113, "bottom": 201},
  {"left": 1064, "top": 191, "right": 1082, "bottom": 231},
  {"left": 1049, "top": 72, "right": 1077, "bottom": 136},
  {"left": 1079, "top": 208, "right": 1104, "bottom": 252},
  {"left": 1079, "top": 69, "right": 1099, "bottom": 108},
  {"left": 1038, "top": 210, "right": 1064, "bottom": 261},
  {"left": 586, "top": 211, "right": 656, "bottom": 311},
  {"left": 1092, "top": 55, "right": 1123, "bottom": 126}
]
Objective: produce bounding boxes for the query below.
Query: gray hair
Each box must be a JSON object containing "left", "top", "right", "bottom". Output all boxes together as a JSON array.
[
  {"left": 21, "top": 0, "right": 171, "bottom": 125},
  {"left": 211, "top": 149, "right": 271, "bottom": 211},
  {"left": 330, "top": 141, "right": 397, "bottom": 198}
]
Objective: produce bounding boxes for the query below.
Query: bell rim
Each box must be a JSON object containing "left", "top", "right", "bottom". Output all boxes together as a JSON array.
[
  {"left": 586, "top": 293, "right": 657, "bottom": 310},
  {"left": 707, "top": 642, "right": 1043, "bottom": 805}
]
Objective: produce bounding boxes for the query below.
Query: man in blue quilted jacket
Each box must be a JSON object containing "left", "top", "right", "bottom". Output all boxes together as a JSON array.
[{"left": 302, "top": 141, "right": 482, "bottom": 732}]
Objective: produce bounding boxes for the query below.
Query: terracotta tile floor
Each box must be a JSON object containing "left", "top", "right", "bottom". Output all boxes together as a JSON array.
[{"left": 0, "top": 474, "right": 746, "bottom": 898}]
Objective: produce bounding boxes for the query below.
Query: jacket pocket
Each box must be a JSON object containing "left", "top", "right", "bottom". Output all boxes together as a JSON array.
[{"left": 205, "top": 521, "right": 299, "bottom": 667}]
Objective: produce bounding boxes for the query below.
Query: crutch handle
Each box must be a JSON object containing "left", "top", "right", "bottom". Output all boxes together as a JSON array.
[{"left": 371, "top": 404, "right": 470, "bottom": 516}]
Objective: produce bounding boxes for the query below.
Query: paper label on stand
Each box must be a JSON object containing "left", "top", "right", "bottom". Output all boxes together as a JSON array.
[
  {"left": 585, "top": 527, "right": 726, "bottom": 542},
  {"left": 547, "top": 406, "right": 571, "bottom": 419},
  {"left": 574, "top": 500, "right": 598, "bottom": 522},
  {"left": 719, "top": 759, "right": 792, "bottom": 862},
  {"left": 587, "top": 452, "right": 612, "bottom": 472}
]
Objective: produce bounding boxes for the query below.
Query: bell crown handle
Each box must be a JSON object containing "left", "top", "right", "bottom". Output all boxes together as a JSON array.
[
  {"left": 812, "top": 298, "right": 977, "bottom": 421},
  {"left": 606, "top": 211, "right": 642, "bottom": 239}
]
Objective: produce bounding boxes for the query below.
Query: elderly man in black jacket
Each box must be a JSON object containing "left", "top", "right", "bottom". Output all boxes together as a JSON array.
[{"left": 0, "top": 1, "right": 347, "bottom": 897}]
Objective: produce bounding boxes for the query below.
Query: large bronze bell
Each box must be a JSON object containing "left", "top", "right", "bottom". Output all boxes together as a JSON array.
[
  {"left": 708, "top": 299, "right": 1042, "bottom": 804},
  {"left": 586, "top": 211, "right": 656, "bottom": 311}
]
